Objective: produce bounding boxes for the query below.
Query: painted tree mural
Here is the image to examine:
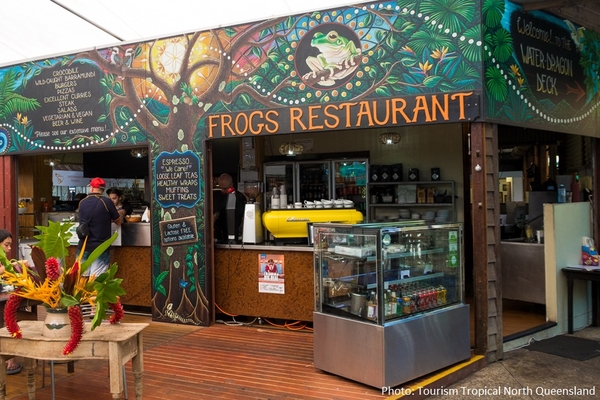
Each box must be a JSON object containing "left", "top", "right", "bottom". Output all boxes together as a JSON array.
[{"left": 0, "top": 0, "right": 486, "bottom": 326}]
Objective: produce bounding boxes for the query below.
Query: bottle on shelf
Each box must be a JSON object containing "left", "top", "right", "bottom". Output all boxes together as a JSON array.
[
  {"left": 389, "top": 291, "right": 397, "bottom": 315},
  {"left": 367, "top": 291, "right": 377, "bottom": 319}
]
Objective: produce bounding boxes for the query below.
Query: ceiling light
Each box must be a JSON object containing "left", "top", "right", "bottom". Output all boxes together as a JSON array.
[
  {"left": 379, "top": 132, "right": 401, "bottom": 145},
  {"left": 44, "top": 158, "right": 60, "bottom": 167},
  {"left": 279, "top": 142, "right": 303, "bottom": 156},
  {"left": 130, "top": 149, "right": 148, "bottom": 158}
]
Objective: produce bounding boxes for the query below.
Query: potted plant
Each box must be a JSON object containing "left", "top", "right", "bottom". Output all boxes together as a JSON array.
[{"left": 0, "top": 221, "right": 125, "bottom": 355}]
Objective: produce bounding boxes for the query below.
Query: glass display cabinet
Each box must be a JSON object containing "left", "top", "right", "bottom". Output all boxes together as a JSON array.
[{"left": 313, "top": 221, "right": 470, "bottom": 388}]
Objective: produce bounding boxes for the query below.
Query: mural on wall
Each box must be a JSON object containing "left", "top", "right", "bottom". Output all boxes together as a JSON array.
[
  {"left": 483, "top": 0, "right": 600, "bottom": 136},
  {"left": 201, "top": 0, "right": 484, "bottom": 137},
  {"left": 0, "top": 0, "right": 487, "bottom": 326}
]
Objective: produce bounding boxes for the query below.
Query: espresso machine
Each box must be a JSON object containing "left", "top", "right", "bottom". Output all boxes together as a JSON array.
[{"left": 242, "top": 181, "right": 264, "bottom": 244}]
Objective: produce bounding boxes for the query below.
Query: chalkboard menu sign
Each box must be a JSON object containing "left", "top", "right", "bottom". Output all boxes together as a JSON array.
[
  {"left": 159, "top": 216, "right": 198, "bottom": 246},
  {"left": 510, "top": 10, "right": 584, "bottom": 106},
  {"left": 22, "top": 61, "right": 109, "bottom": 147},
  {"left": 154, "top": 150, "right": 201, "bottom": 208}
]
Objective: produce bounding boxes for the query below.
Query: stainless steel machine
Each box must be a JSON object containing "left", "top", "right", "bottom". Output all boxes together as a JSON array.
[{"left": 242, "top": 181, "right": 264, "bottom": 244}]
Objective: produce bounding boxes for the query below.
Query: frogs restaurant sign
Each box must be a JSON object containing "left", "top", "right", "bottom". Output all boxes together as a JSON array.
[{"left": 207, "top": 91, "right": 480, "bottom": 138}]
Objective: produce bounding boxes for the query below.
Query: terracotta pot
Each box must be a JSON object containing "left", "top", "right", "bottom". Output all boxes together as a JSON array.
[{"left": 42, "top": 308, "right": 71, "bottom": 338}]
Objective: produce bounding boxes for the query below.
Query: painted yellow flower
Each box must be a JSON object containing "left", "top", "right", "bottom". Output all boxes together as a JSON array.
[
  {"left": 419, "top": 60, "right": 433, "bottom": 75},
  {"left": 402, "top": 45, "right": 415, "bottom": 55},
  {"left": 510, "top": 64, "right": 521, "bottom": 77},
  {"left": 21, "top": 116, "right": 28, "bottom": 125},
  {"left": 431, "top": 46, "right": 449, "bottom": 61},
  {"left": 518, "top": 77, "right": 525, "bottom": 87}
]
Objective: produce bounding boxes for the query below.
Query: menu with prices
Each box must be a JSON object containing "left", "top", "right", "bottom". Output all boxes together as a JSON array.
[{"left": 154, "top": 150, "right": 201, "bottom": 208}]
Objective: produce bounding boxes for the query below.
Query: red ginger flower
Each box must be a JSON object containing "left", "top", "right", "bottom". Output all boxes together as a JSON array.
[
  {"left": 109, "top": 300, "right": 124, "bottom": 324},
  {"left": 4, "top": 293, "right": 22, "bottom": 339},
  {"left": 45, "top": 257, "right": 61, "bottom": 280},
  {"left": 63, "top": 306, "right": 84, "bottom": 355}
]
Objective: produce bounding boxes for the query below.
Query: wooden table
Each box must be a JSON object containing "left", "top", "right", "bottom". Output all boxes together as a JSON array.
[
  {"left": 0, "top": 321, "right": 148, "bottom": 399},
  {"left": 562, "top": 267, "right": 600, "bottom": 334}
]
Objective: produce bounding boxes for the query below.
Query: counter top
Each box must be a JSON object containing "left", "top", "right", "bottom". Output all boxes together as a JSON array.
[
  {"left": 215, "top": 243, "right": 314, "bottom": 252},
  {"left": 500, "top": 240, "right": 544, "bottom": 246}
]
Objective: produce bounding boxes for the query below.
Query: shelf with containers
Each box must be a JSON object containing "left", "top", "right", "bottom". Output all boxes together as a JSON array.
[
  {"left": 312, "top": 221, "right": 469, "bottom": 388},
  {"left": 263, "top": 158, "right": 368, "bottom": 214},
  {"left": 367, "top": 180, "right": 455, "bottom": 222}
]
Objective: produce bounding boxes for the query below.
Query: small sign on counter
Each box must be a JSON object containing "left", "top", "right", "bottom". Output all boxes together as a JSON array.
[{"left": 159, "top": 216, "right": 198, "bottom": 246}]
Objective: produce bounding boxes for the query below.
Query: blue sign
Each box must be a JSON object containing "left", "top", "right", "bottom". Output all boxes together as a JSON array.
[{"left": 154, "top": 150, "right": 201, "bottom": 208}]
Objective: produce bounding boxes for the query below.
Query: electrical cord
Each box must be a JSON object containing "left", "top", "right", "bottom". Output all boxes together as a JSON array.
[
  {"left": 262, "top": 317, "right": 313, "bottom": 332},
  {"left": 215, "top": 302, "right": 257, "bottom": 326},
  {"left": 215, "top": 303, "right": 313, "bottom": 331}
]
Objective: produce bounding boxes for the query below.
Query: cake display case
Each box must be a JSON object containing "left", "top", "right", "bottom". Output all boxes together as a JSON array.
[{"left": 313, "top": 221, "right": 470, "bottom": 388}]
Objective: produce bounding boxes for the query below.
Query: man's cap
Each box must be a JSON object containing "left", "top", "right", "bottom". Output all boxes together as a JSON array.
[{"left": 90, "top": 177, "right": 106, "bottom": 189}]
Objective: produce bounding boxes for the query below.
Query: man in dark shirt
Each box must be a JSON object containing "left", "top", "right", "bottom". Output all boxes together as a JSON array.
[
  {"left": 213, "top": 173, "right": 246, "bottom": 243},
  {"left": 78, "top": 177, "right": 125, "bottom": 276}
]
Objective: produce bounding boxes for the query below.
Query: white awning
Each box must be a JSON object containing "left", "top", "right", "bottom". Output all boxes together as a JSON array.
[{"left": 0, "top": 0, "right": 360, "bottom": 67}]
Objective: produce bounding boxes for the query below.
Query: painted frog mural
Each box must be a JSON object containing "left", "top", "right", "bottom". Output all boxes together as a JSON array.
[{"left": 302, "top": 31, "right": 361, "bottom": 87}]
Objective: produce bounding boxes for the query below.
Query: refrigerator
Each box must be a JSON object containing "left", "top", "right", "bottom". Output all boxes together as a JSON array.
[{"left": 264, "top": 158, "right": 368, "bottom": 214}]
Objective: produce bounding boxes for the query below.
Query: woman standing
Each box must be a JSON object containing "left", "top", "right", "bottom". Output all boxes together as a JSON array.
[
  {"left": 0, "top": 229, "right": 24, "bottom": 375},
  {"left": 107, "top": 188, "right": 133, "bottom": 218}
]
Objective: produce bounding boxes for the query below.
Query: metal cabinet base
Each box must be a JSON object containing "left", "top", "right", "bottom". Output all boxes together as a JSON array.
[{"left": 313, "top": 304, "right": 470, "bottom": 388}]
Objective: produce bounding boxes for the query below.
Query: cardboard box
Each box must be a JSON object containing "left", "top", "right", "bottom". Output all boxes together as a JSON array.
[
  {"left": 417, "top": 187, "right": 427, "bottom": 204},
  {"left": 427, "top": 187, "right": 436, "bottom": 203},
  {"left": 328, "top": 260, "right": 356, "bottom": 278}
]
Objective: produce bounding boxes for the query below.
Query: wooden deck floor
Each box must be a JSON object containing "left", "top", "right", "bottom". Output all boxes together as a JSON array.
[
  {"left": 3, "top": 306, "right": 544, "bottom": 399},
  {"left": 6, "top": 314, "right": 386, "bottom": 399}
]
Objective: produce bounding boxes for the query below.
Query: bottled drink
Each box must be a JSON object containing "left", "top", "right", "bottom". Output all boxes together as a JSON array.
[
  {"left": 558, "top": 184, "right": 566, "bottom": 203},
  {"left": 390, "top": 292, "right": 397, "bottom": 315}
]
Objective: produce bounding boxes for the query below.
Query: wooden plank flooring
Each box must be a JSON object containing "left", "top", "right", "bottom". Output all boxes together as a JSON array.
[
  {"left": 4, "top": 305, "right": 546, "bottom": 399},
  {"left": 5, "top": 314, "right": 385, "bottom": 399}
]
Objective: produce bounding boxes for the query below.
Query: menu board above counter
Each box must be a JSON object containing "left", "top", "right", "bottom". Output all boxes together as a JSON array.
[{"left": 23, "top": 62, "right": 108, "bottom": 147}]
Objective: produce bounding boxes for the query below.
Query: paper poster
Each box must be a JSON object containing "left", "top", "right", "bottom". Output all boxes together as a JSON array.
[{"left": 258, "top": 254, "right": 285, "bottom": 294}]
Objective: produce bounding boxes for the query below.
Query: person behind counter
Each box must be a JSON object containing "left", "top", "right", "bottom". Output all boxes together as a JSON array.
[
  {"left": 213, "top": 173, "right": 246, "bottom": 243},
  {"left": 107, "top": 188, "right": 134, "bottom": 218}
]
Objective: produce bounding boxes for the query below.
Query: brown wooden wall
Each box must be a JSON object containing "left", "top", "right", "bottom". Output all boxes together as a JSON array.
[
  {"left": 113, "top": 246, "right": 152, "bottom": 307},
  {"left": 471, "top": 122, "right": 503, "bottom": 362},
  {"left": 65, "top": 245, "right": 151, "bottom": 307},
  {"left": 0, "top": 156, "right": 17, "bottom": 257},
  {"left": 214, "top": 248, "right": 314, "bottom": 322}
]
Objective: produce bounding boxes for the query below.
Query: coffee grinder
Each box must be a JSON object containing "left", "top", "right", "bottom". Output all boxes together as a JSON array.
[{"left": 242, "top": 181, "right": 264, "bottom": 244}]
